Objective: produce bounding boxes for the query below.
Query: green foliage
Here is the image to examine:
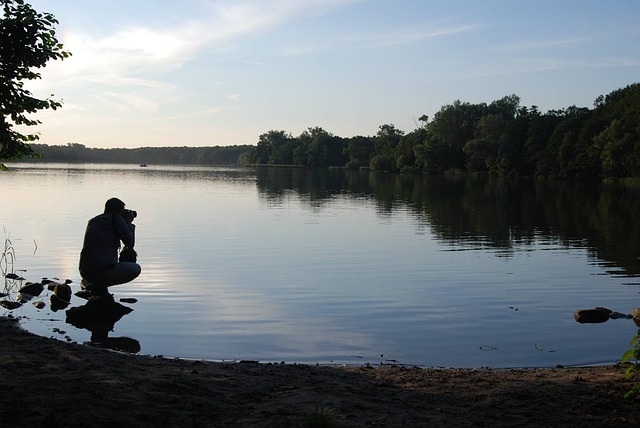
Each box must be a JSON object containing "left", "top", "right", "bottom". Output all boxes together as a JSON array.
[
  {"left": 344, "top": 135, "right": 374, "bottom": 169},
  {"left": 598, "top": 119, "right": 637, "bottom": 177},
  {"left": 622, "top": 328, "right": 640, "bottom": 399},
  {"left": 0, "top": 0, "right": 70, "bottom": 169},
  {"left": 374, "top": 124, "right": 404, "bottom": 157},
  {"left": 250, "top": 127, "right": 347, "bottom": 168},
  {"left": 248, "top": 84, "right": 640, "bottom": 179},
  {"left": 369, "top": 153, "right": 394, "bottom": 172},
  {"left": 297, "top": 127, "right": 346, "bottom": 168},
  {"left": 255, "top": 130, "right": 294, "bottom": 164}
]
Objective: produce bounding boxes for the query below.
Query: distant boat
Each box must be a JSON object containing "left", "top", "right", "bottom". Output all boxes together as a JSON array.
[{"left": 140, "top": 163, "right": 148, "bottom": 167}]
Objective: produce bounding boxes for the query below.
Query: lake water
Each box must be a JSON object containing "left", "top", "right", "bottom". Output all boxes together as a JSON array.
[{"left": 1, "top": 163, "right": 639, "bottom": 368}]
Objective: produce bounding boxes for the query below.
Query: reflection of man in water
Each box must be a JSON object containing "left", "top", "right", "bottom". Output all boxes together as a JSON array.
[
  {"left": 67, "top": 299, "right": 140, "bottom": 353},
  {"left": 79, "top": 197, "right": 141, "bottom": 297}
]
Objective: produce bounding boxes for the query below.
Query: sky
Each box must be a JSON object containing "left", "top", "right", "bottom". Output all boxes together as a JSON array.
[{"left": 21, "top": 0, "right": 640, "bottom": 149}]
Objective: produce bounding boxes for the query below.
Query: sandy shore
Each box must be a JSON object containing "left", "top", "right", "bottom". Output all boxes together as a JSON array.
[{"left": 0, "top": 315, "right": 639, "bottom": 427}]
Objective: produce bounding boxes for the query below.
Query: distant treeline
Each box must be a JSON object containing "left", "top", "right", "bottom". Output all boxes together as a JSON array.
[
  {"left": 28, "top": 82, "right": 639, "bottom": 178},
  {"left": 28, "top": 144, "right": 254, "bottom": 166}
]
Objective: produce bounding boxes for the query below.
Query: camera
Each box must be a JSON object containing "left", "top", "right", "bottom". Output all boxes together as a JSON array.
[{"left": 123, "top": 209, "right": 137, "bottom": 221}]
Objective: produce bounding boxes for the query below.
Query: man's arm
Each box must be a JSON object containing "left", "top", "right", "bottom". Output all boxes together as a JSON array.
[{"left": 115, "top": 215, "right": 136, "bottom": 248}]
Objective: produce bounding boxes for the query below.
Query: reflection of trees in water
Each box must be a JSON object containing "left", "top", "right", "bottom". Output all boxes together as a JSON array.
[{"left": 255, "top": 167, "right": 640, "bottom": 276}]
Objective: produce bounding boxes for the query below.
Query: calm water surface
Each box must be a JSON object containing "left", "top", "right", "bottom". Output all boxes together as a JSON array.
[{"left": 1, "top": 163, "right": 639, "bottom": 368}]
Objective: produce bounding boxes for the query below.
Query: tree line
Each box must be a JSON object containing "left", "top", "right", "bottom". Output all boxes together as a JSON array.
[
  {"left": 18, "top": 82, "right": 640, "bottom": 178},
  {"left": 247, "top": 82, "right": 640, "bottom": 178},
  {"left": 27, "top": 143, "right": 253, "bottom": 166},
  {"left": 2, "top": 1, "right": 638, "bottom": 179}
]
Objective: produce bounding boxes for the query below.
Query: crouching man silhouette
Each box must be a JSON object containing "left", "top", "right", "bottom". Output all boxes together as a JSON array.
[{"left": 79, "top": 197, "right": 141, "bottom": 298}]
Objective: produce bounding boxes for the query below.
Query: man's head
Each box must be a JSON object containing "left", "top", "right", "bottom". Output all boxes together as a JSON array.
[{"left": 104, "top": 197, "right": 126, "bottom": 214}]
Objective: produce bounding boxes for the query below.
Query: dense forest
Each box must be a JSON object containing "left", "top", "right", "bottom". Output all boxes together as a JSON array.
[{"left": 26, "top": 82, "right": 639, "bottom": 179}]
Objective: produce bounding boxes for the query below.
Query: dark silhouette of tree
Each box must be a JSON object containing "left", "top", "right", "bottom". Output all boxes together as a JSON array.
[
  {"left": 0, "top": 0, "right": 70, "bottom": 169},
  {"left": 344, "top": 135, "right": 375, "bottom": 170}
]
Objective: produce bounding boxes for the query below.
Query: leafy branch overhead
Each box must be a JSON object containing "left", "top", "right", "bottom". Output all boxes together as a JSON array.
[{"left": 0, "top": 0, "right": 70, "bottom": 169}]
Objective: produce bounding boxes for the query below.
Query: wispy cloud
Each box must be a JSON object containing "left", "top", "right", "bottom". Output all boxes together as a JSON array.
[
  {"left": 101, "top": 91, "right": 160, "bottom": 113},
  {"left": 419, "top": 54, "right": 640, "bottom": 85},
  {"left": 488, "top": 24, "right": 635, "bottom": 53},
  {"left": 206, "top": 0, "right": 365, "bottom": 34},
  {"left": 280, "top": 21, "right": 485, "bottom": 56},
  {"left": 490, "top": 36, "right": 590, "bottom": 52},
  {"left": 200, "top": 105, "right": 243, "bottom": 115},
  {"left": 350, "top": 23, "right": 485, "bottom": 49},
  {"left": 55, "top": 25, "right": 203, "bottom": 80}
]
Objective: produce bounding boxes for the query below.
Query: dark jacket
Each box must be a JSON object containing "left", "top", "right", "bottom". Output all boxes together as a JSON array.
[{"left": 79, "top": 213, "right": 135, "bottom": 274}]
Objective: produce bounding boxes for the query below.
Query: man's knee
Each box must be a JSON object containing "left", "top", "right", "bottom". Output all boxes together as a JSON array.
[
  {"left": 120, "top": 262, "right": 141, "bottom": 281},
  {"left": 131, "top": 263, "right": 141, "bottom": 279}
]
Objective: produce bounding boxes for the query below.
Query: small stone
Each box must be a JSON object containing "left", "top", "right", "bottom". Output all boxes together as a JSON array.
[
  {"left": 574, "top": 307, "right": 611, "bottom": 324},
  {"left": 631, "top": 308, "right": 640, "bottom": 327},
  {"left": 53, "top": 283, "right": 72, "bottom": 302},
  {"left": 18, "top": 282, "right": 44, "bottom": 297},
  {"left": 0, "top": 300, "right": 22, "bottom": 310}
]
